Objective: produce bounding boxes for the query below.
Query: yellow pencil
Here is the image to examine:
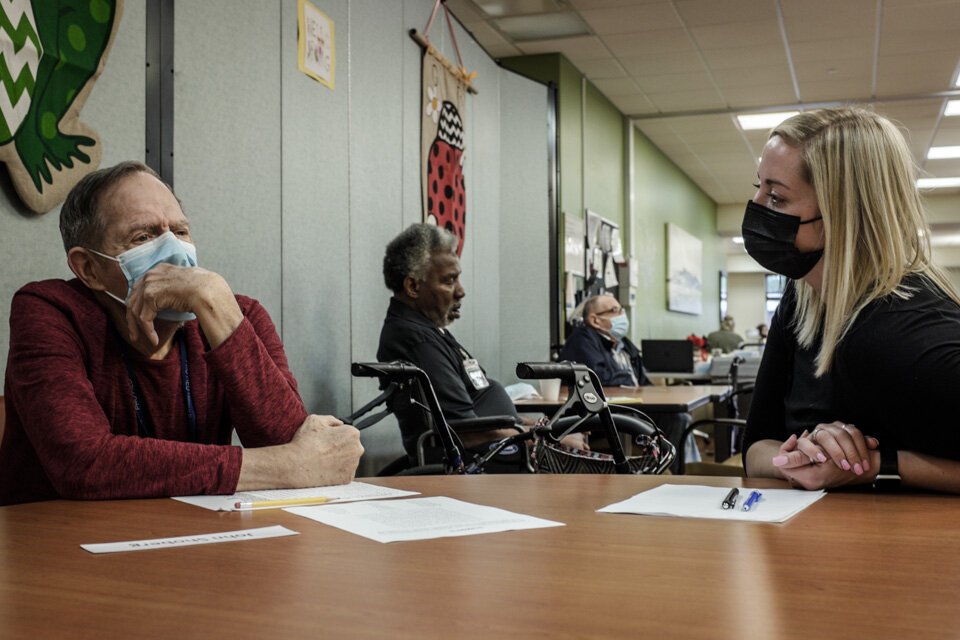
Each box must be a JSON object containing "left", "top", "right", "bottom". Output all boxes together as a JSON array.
[{"left": 234, "top": 496, "right": 332, "bottom": 510}]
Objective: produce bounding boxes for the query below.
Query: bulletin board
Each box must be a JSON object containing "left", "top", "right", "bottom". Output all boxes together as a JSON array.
[{"left": 563, "top": 209, "right": 625, "bottom": 333}]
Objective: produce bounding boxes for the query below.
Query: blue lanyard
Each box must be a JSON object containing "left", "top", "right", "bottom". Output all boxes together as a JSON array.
[{"left": 119, "top": 333, "right": 198, "bottom": 442}]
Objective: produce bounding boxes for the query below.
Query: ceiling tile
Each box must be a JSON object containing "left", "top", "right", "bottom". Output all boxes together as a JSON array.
[
  {"left": 602, "top": 29, "right": 695, "bottom": 56},
  {"left": 483, "top": 42, "right": 524, "bottom": 57},
  {"left": 612, "top": 93, "right": 659, "bottom": 115},
  {"left": 571, "top": 0, "right": 667, "bottom": 9},
  {"left": 446, "top": 0, "right": 489, "bottom": 23},
  {"left": 591, "top": 77, "right": 642, "bottom": 95},
  {"left": 701, "top": 45, "right": 787, "bottom": 71},
  {"left": 674, "top": 0, "right": 777, "bottom": 26},
  {"left": 646, "top": 87, "right": 727, "bottom": 111},
  {"left": 573, "top": 57, "right": 627, "bottom": 78},
  {"left": 619, "top": 51, "right": 707, "bottom": 76},
  {"left": 879, "top": 29, "right": 960, "bottom": 55},
  {"left": 690, "top": 20, "right": 782, "bottom": 50},
  {"left": 634, "top": 70, "right": 714, "bottom": 93},
  {"left": 464, "top": 20, "right": 515, "bottom": 48},
  {"left": 780, "top": 0, "right": 878, "bottom": 41},
  {"left": 472, "top": 0, "right": 566, "bottom": 17},
  {"left": 797, "top": 78, "right": 874, "bottom": 102},
  {"left": 580, "top": 3, "right": 681, "bottom": 35},
  {"left": 883, "top": 1, "right": 960, "bottom": 34},
  {"left": 793, "top": 57, "right": 873, "bottom": 83},
  {"left": 788, "top": 37, "right": 875, "bottom": 63},
  {"left": 516, "top": 35, "right": 610, "bottom": 59},
  {"left": 720, "top": 83, "right": 800, "bottom": 108},
  {"left": 712, "top": 65, "right": 793, "bottom": 89}
]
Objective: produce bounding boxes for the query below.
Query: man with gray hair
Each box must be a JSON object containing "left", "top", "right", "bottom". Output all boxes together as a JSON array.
[
  {"left": 0, "top": 161, "right": 362, "bottom": 505},
  {"left": 378, "top": 223, "right": 526, "bottom": 467}
]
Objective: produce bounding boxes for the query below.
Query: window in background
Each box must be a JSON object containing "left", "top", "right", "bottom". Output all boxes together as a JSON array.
[
  {"left": 719, "top": 271, "right": 728, "bottom": 322},
  {"left": 765, "top": 274, "right": 788, "bottom": 323}
]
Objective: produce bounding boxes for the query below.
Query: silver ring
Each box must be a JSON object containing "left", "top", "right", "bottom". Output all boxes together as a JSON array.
[
  {"left": 811, "top": 427, "right": 823, "bottom": 444},
  {"left": 840, "top": 424, "right": 852, "bottom": 434}
]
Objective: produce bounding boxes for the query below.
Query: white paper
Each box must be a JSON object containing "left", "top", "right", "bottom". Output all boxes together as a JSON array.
[
  {"left": 173, "top": 481, "right": 419, "bottom": 511},
  {"left": 564, "top": 215, "right": 585, "bottom": 277},
  {"left": 81, "top": 525, "right": 298, "bottom": 554},
  {"left": 286, "top": 496, "right": 564, "bottom": 543},
  {"left": 597, "top": 484, "right": 825, "bottom": 523},
  {"left": 603, "top": 255, "right": 619, "bottom": 287},
  {"left": 610, "top": 227, "right": 624, "bottom": 262}
]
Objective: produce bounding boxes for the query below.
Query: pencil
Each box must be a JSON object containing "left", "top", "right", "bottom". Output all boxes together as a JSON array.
[{"left": 234, "top": 496, "right": 332, "bottom": 510}]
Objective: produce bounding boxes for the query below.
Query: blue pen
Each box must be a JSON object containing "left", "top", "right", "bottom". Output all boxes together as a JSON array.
[{"left": 742, "top": 490, "right": 762, "bottom": 511}]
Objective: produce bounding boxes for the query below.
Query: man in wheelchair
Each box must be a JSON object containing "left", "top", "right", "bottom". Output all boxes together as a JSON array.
[{"left": 377, "top": 224, "right": 586, "bottom": 472}]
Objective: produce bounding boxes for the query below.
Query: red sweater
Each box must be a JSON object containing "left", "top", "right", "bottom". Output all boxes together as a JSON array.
[{"left": 0, "top": 279, "right": 307, "bottom": 505}]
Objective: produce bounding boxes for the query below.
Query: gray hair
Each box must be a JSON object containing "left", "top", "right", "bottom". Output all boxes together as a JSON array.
[
  {"left": 59, "top": 161, "right": 171, "bottom": 252},
  {"left": 383, "top": 223, "right": 458, "bottom": 294}
]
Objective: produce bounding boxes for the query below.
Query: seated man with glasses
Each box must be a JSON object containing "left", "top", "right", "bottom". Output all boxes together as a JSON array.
[
  {"left": 560, "top": 294, "right": 651, "bottom": 387},
  {"left": 560, "top": 294, "right": 694, "bottom": 470}
]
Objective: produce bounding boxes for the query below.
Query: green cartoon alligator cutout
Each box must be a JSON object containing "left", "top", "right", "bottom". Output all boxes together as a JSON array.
[{"left": 0, "top": 0, "right": 123, "bottom": 214}]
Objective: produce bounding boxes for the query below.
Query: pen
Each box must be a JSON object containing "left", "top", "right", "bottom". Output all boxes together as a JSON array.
[
  {"left": 721, "top": 488, "right": 739, "bottom": 510},
  {"left": 742, "top": 490, "right": 762, "bottom": 511},
  {"left": 234, "top": 496, "right": 332, "bottom": 510}
]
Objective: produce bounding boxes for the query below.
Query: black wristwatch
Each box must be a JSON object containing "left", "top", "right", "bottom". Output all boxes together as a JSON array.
[{"left": 873, "top": 447, "right": 901, "bottom": 491}]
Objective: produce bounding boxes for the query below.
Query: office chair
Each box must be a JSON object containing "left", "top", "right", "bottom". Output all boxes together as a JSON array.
[
  {"left": 676, "top": 356, "right": 754, "bottom": 475},
  {"left": 346, "top": 361, "right": 674, "bottom": 475}
]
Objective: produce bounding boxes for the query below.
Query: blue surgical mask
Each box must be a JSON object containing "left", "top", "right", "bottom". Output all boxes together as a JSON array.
[
  {"left": 87, "top": 231, "right": 199, "bottom": 322},
  {"left": 608, "top": 313, "right": 629, "bottom": 340}
]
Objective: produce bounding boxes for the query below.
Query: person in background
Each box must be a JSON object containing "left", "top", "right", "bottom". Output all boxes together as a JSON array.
[
  {"left": 559, "top": 294, "right": 651, "bottom": 387},
  {"left": 756, "top": 323, "right": 769, "bottom": 344},
  {"left": 0, "top": 162, "right": 362, "bottom": 506},
  {"left": 377, "top": 223, "right": 585, "bottom": 470},
  {"left": 559, "top": 294, "right": 692, "bottom": 470},
  {"left": 742, "top": 107, "right": 960, "bottom": 493},
  {"left": 706, "top": 315, "right": 744, "bottom": 353}
]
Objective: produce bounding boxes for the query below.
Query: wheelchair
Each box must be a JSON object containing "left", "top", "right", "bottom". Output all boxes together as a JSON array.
[{"left": 344, "top": 360, "right": 675, "bottom": 476}]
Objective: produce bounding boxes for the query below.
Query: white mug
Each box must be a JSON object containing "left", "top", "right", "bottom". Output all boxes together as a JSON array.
[{"left": 538, "top": 378, "right": 562, "bottom": 401}]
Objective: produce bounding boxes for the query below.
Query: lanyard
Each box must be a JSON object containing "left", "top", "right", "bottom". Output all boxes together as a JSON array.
[{"left": 118, "top": 333, "right": 198, "bottom": 442}]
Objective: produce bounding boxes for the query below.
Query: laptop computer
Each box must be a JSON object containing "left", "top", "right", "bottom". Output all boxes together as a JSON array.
[{"left": 640, "top": 339, "right": 694, "bottom": 373}]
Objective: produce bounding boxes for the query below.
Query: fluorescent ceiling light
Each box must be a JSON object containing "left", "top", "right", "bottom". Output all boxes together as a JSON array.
[
  {"left": 917, "top": 177, "right": 960, "bottom": 189},
  {"left": 475, "top": 0, "right": 563, "bottom": 17},
  {"left": 945, "top": 100, "right": 960, "bottom": 116},
  {"left": 928, "top": 146, "right": 960, "bottom": 159},
  {"left": 493, "top": 12, "right": 589, "bottom": 41},
  {"left": 732, "top": 237, "right": 744, "bottom": 244},
  {"left": 736, "top": 111, "right": 800, "bottom": 131}
]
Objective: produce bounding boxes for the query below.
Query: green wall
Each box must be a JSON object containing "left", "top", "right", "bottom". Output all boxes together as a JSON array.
[
  {"left": 501, "top": 53, "right": 720, "bottom": 342},
  {"left": 633, "top": 128, "right": 721, "bottom": 339}
]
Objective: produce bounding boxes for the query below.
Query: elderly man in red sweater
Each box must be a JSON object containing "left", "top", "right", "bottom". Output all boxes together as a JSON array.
[{"left": 0, "top": 161, "right": 362, "bottom": 505}]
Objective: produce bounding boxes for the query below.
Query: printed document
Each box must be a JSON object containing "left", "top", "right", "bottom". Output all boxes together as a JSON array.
[
  {"left": 173, "top": 481, "right": 419, "bottom": 511},
  {"left": 286, "top": 496, "right": 564, "bottom": 543},
  {"left": 598, "top": 484, "right": 825, "bottom": 523}
]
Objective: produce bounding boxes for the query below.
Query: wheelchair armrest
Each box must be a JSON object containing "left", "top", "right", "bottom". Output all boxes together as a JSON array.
[
  {"left": 551, "top": 413, "right": 657, "bottom": 439},
  {"left": 447, "top": 415, "right": 521, "bottom": 433}
]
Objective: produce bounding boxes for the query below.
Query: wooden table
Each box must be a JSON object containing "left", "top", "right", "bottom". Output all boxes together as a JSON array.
[
  {"left": 514, "top": 384, "right": 732, "bottom": 414},
  {"left": 4, "top": 475, "right": 959, "bottom": 639}
]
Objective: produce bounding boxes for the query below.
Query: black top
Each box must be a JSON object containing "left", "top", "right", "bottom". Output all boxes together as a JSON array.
[
  {"left": 744, "top": 275, "right": 960, "bottom": 462},
  {"left": 377, "top": 298, "right": 517, "bottom": 457},
  {"left": 559, "top": 324, "right": 651, "bottom": 386}
]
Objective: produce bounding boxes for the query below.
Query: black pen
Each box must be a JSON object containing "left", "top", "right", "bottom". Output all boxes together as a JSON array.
[{"left": 721, "top": 488, "right": 739, "bottom": 510}]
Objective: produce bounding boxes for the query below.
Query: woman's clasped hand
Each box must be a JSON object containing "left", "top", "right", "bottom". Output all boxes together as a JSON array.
[{"left": 772, "top": 422, "right": 880, "bottom": 490}]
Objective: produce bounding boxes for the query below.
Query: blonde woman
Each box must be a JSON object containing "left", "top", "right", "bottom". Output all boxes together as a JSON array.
[{"left": 741, "top": 107, "right": 960, "bottom": 493}]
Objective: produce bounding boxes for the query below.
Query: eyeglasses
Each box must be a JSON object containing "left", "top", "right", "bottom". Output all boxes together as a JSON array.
[{"left": 594, "top": 306, "right": 623, "bottom": 317}]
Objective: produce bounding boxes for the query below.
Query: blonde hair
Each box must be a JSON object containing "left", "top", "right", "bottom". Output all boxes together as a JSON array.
[{"left": 772, "top": 107, "right": 960, "bottom": 376}]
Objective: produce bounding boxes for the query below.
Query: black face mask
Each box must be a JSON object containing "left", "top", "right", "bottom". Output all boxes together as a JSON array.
[{"left": 741, "top": 200, "right": 824, "bottom": 279}]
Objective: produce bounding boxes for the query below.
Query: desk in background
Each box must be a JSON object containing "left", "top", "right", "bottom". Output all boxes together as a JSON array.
[
  {"left": 513, "top": 384, "right": 732, "bottom": 414},
  {"left": 2, "top": 475, "right": 959, "bottom": 639}
]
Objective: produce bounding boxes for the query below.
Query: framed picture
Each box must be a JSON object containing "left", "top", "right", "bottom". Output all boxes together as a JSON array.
[
  {"left": 666, "top": 223, "right": 703, "bottom": 315},
  {"left": 297, "top": 0, "right": 335, "bottom": 89}
]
